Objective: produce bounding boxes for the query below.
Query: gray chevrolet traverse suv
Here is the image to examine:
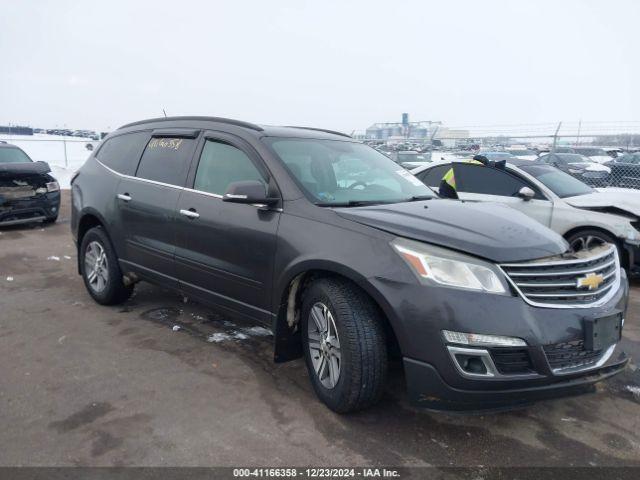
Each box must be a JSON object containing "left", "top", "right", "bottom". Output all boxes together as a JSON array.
[{"left": 71, "top": 117, "right": 629, "bottom": 412}]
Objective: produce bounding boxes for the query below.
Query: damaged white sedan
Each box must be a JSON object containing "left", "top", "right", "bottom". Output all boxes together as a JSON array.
[{"left": 411, "top": 158, "right": 640, "bottom": 273}]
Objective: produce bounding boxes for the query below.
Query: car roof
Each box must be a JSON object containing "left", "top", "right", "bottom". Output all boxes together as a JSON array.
[
  {"left": 410, "top": 157, "right": 541, "bottom": 174},
  {"left": 116, "top": 116, "right": 352, "bottom": 141}
]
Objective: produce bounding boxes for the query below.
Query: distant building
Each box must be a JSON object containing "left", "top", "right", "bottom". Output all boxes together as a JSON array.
[
  {"left": 433, "top": 128, "right": 470, "bottom": 148},
  {"left": 364, "top": 114, "right": 441, "bottom": 141}
]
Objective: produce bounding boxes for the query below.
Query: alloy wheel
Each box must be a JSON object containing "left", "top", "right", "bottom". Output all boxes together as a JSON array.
[
  {"left": 84, "top": 241, "right": 109, "bottom": 293},
  {"left": 307, "top": 302, "right": 341, "bottom": 389}
]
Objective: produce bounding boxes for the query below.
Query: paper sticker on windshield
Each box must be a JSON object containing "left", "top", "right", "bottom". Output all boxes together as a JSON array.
[
  {"left": 395, "top": 169, "right": 424, "bottom": 187},
  {"left": 148, "top": 138, "right": 184, "bottom": 150}
]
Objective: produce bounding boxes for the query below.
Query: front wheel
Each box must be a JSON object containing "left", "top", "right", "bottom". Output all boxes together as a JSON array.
[
  {"left": 301, "top": 278, "right": 388, "bottom": 413},
  {"left": 80, "top": 226, "right": 134, "bottom": 305},
  {"left": 565, "top": 229, "right": 617, "bottom": 253}
]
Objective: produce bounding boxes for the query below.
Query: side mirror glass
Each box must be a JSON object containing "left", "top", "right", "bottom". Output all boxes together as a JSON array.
[
  {"left": 222, "top": 180, "right": 279, "bottom": 206},
  {"left": 517, "top": 186, "right": 535, "bottom": 201}
]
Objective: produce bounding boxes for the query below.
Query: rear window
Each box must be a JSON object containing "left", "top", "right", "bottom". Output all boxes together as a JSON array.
[
  {"left": 96, "top": 131, "right": 148, "bottom": 175},
  {"left": 135, "top": 137, "right": 196, "bottom": 185}
]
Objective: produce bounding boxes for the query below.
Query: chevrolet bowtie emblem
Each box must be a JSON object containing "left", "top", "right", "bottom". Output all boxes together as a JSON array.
[{"left": 576, "top": 272, "right": 604, "bottom": 291}]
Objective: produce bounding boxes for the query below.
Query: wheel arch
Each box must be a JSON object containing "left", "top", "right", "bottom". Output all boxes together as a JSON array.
[
  {"left": 562, "top": 225, "right": 630, "bottom": 269},
  {"left": 75, "top": 208, "right": 110, "bottom": 274},
  {"left": 272, "top": 260, "right": 401, "bottom": 363}
]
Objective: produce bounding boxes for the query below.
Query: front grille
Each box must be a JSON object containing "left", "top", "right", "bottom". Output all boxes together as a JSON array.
[
  {"left": 544, "top": 339, "right": 602, "bottom": 371},
  {"left": 500, "top": 245, "right": 620, "bottom": 307},
  {"left": 490, "top": 347, "right": 534, "bottom": 374}
]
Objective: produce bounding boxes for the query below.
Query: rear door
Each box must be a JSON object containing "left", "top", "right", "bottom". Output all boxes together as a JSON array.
[
  {"left": 455, "top": 163, "right": 554, "bottom": 227},
  {"left": 175, "top": 132, "right": 281, "bottom": 323},
  {"left": 116, "top": 129, "right": 199, "bottom": 287}
]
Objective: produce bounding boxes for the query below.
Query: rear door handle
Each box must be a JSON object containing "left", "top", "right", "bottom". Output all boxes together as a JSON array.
[
  {"left": 117, "top": 193, "right": 132, "bottom": 202},
  {"left": 179, "top": 209, "right": 200, "bottom": 219}
]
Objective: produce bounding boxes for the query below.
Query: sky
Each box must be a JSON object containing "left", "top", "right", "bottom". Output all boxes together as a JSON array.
[{"left": 0, "top": 0, "right": 638, "bottom": 133}]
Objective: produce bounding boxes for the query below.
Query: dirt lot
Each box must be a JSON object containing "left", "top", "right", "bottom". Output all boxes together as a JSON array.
[{"left": 1, "top": 192, "right": 639, "bottom": 470}]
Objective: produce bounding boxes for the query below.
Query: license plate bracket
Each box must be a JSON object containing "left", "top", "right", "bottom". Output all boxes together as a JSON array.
[{"left": 584, "top": 314, "right": 622, "bottom": 351}]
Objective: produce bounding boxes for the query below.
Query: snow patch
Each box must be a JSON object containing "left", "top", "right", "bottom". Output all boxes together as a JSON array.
[
  {"left": 626, "top": 385, "right": 640, "bottom": 399},
  {"left": 172, "top": 325, "right": 181, "bottom": 332},
  {"left": 207, "top": 333, "right": 231, "bottom": 343},
  {"left": 6, "top": 276, "right": 14, "bottom": 282},
  {"left": 243, "top": 326, "right": 272, "bottom": 337},
  {"left": 47, "top": 256, "right": 60, "bottom": 261}
]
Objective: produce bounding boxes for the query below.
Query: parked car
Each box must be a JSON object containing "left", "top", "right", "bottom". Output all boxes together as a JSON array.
[
  {"left": 411, "top": 159, "right": 640, "bottom": 272},
  {"left": 391, "top": 150, "right": 432, "bottom": 169},
  {"left": 573, "top": 147, "right": 612, "bottom": 164},
  {"left": 605, "top": 152, "right": 640, "bottom": 189},
  {"left": 71, "top": 116, "right": 629, "bottom": 413},
  {"left": 506, "top": 148, "right": 538, "bottom": 161},
  {"left": 0, "top": 143, "right": 60, "bottom": 226},
  {"left": 478, "top": 151, "right": 516, "bottom": 162},
  {"left": 538, "top": 153, "right": 611, "bottom": 186}
]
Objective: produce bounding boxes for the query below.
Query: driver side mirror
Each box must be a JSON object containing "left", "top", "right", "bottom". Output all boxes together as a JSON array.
[
  {"left": 517, "top": 186, "right": 535, "bottom": 201},
  {"left": 222, "top": 180, "right": 279, "bottom": 207}
]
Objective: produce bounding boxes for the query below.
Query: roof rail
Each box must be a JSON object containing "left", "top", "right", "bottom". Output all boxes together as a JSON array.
[
  {"left": 118, "top": 116, "right": 264, "bottom": 132},
  {"left": 283, "top": 126, "right": 352, "bottom": 138}
]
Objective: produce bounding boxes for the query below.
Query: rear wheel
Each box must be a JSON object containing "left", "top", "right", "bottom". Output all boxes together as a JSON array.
[
  {"left": 301, "top": 278, "right": 387, "bottom": 413},
  {"left": 80, "top": 226, "right": 133, "bottom": 305}
]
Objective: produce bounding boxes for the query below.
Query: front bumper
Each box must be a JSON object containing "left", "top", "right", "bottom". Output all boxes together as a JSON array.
[
  {"left": 404, "top": 347, "right": 629, "bottom": 411},
  {"left": 370, "top": 267, "right": 630, "bottom": 410},
  {"left": 0, "top": 191, "right": 60, "bottom": 226}
]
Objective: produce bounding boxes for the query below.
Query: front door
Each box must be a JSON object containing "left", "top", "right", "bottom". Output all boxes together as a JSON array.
[
  {"left": 175, "top": 133, "right": 281, "bottom": 323},
  {"left": 454, "top": 163, "right": 554, "bottom": 227}
]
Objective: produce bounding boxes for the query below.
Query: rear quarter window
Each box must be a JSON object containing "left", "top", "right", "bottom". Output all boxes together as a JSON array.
[
  {"left": 135, "top": 137, "right": 197, "bottom": 186},
  {"left": 96, "top": 131, "right": 149, "bottom": 176}
]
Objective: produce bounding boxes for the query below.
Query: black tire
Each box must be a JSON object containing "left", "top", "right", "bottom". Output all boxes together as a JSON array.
[
  {"left": 565, "top": 229, "right": 617, "bottom": 254},
  {"left": 80, "top": 226, "right": 133, "bottom": 305},
  {"left": 301, "top": 278, "right": 387, "bottom": 413}
]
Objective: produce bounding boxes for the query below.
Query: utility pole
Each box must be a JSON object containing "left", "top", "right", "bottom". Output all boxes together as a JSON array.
[
  {"left": 552, "top": 121, "right": 562, "bottom": 153},
  {"left": 575, "top": 119, "right": 582, "bottom": 146}
]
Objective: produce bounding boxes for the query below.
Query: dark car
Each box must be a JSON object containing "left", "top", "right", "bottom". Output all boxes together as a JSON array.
[
  {"left": 538, "top": 153, "right": 611, "bottom": 186},
  {"left": 71, "top": 116, "right": 629, "bottom": 413},
  {"left": 0, "top": 143, "right": 60, "bottom": 226},
  {"left": 606, "top": 153, "right": 640, "bottom": 189}
]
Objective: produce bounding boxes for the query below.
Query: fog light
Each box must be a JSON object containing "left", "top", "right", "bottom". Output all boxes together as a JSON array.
[
  {"left": 443, "top": 330, "right": 526, "bottom": 347},
  {"left": 457, "top": 354, "right": 488, "bottom": 375}
]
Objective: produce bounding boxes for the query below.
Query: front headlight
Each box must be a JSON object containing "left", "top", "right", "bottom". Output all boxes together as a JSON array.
[
  {"left": 46, "top": 181, "right": 60, "bottom": 193},
  {"left": 391, "top": 237, "right": 509, "bottom": 294}
]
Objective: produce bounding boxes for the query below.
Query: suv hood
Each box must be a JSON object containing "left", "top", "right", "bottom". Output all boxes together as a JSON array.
[
  {"left": 567, "top": 189, "right": 640, "bottom": 217},
  {"left": 0, "top": 161, "right": 51, "bottom": 177},
  {"left": 335, "top": 200, "right": 567, "bottom": 263}
]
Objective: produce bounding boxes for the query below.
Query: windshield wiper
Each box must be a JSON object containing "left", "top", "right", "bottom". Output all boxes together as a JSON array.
[
  {"left": 404, "top": 195, "right": 435, "bottom": 202},
  {"left": 316, "top": 199, "right": 395, "bottom": 207}
]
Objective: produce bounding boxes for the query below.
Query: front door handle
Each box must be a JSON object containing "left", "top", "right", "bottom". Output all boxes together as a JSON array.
[
  {"left": 117, "top": 193, "right": 132, "bottom": 202},
  {"left": 179, "top": 208, "right": 200, "bottom": 219}
]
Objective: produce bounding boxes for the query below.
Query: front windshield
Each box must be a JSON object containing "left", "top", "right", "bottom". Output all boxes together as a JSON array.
[
  {"left": 266, "top": 138, "right": 436, "bottom": 206},
  {"left": 519, "top": 164, "right": 594, "bottom": 198},
  {"left": 0, "top": 147, "right": 32, "bottom": 164}
]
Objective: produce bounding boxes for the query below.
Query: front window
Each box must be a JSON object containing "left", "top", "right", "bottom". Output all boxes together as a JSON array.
[
  {"left": 0, "top": 147, "right": 32, "bottom": 164},
  {"left": 519, "top": 164, "right": 594, "bottom": 198},
  {"left": 266, "top": 138, "right": 435, "bottom": 206}
]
